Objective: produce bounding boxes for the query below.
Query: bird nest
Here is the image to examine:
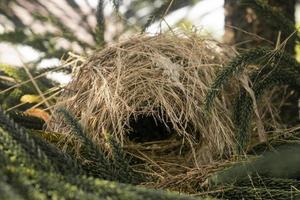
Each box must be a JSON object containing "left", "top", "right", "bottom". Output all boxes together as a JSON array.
[{"left": 48, "top": 32, "right": 286, "bottom": 192}]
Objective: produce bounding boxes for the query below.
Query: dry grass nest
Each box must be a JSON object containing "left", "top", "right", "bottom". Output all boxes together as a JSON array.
[{"left": 48, "top": 32, "right": 287, "bottom": 193}]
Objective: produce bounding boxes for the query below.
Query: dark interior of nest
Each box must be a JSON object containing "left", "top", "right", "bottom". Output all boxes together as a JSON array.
[
  {"left": 125, "top": 114, "right": 194, "bottom": 168},
  {"left": 128, "top": 115, "right": 174, "bottom": 143}
]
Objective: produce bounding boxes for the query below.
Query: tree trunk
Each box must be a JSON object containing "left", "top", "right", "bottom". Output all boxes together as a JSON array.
[{"left": 224, "top": 0, "right": 296, "bottom": 54}]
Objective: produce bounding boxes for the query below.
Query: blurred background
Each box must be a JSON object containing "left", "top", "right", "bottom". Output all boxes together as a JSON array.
[
  {"left": 1, "top": 0, "right": 300, "bottom": 70},
  {"left": 0, "top": 0, "right": 228, "bottom": 84},
  {"left": 0, "top": 0, "right": 299, "bottom": 114}
]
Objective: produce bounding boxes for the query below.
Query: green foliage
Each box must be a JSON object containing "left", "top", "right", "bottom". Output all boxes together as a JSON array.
[
  {"left": 0, "top": 107, "right": 82, "bottom": 175},
  {"left": 0, "top": 64, "right": 36, "bottom": 94},
  {"left": 112, "top": 0, "right": 122, "bottom": 10},
  {"left": 95, "top": 0, "right": 105, "bottom": 47},
  {"left": 205, "top": 47, "right": 300, "bottom": 152},
  {"left": 57, "top": 108, "right": 143, "bottom": 184},
  {"left": 0, "top": 108, "right": 53, "bottom": 171},
  {"left": 141, "top": 0, "right": 196, "bottom": 32},
  {"left": 0, "top": 88, "right": 23, "bottom": 110},
  {"left": 210, "top": 144, "right": 300, "bottom": 185},
  {"left": 204, "top": 48, "right": 270, "bottom": 112},
  {"left": 0, "top": 106, "right": 204, "bottom": 200},
  {"left": 237, "top": 176, "right": 300, "bottom": 190},
  {"left": 249, "top": 130, "right": 300, "bottom": 154},
  {"left": 0, "top": 64, "right": 29, "bottom": 82},
  {"left": 209, "top": 157, "right": 300, "bottom": 199},
  {"left": 233, "top": 71, "right": 297, "bottom": 151},
  {"left": 0, "top": 63, "right": 59, "bottom": 111},
  {"left": 57, "top": 108, "right": 112, "bottom": 177},
  {"left": 0, "top": 179, "right": 23, "bottom": 200},
  {"left": 233, "top": 51, "right": 300, "bottom": 151},
  {"left": 8, "top": 111, "right": 44, "bottom": 130},
  {"left": 209, "top": 144, "right": 300, "bottom": 199},
  {"left": 1, "top": 1, "right": 300, "bottom": 199},
  {"left": 214, "top": 186, "right": 300, "bottom": 200},
  {"left": 108, "top": 135, "right": 144, "bottom": 184}
]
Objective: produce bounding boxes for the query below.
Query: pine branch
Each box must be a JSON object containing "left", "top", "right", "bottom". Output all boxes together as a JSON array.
[
  {"left": 142, "top": 0, "right": 173, "bottom": 32},
  {"left": 0, "top": 107, "right": 82, "bottom": 175},
  {"left": 205, "top": 47, "right": 300, "bottom": 151},
  {"left": 56, "top": 108, "right": 115, "bottom": 180},
  {"left": 234, "top": 61, "right": 300, "bottom": 151},
  {"left": 204, "top": 48, "right": 272, "bottom": 112},
  {"left": 95, "top": 0, "right": 105, "bottom": 46},
  {"left": 0, "top": 136, "right": 201, "bottom": 200},
  {"left": 108, "top": 135, "right": 144, "bottom": 184},
  {"left": 2, "top": 164, "right": 201, "bottom": 200},
  {"left": 0, "top": 126, "right": 35, "bottom": 169},
  {"left": 210, "top": 144, "right": 300, "bottom": 188},
  {"left": 57, "top": 108, "right": 145, "bottom": 183},
  {"left": 112, "top": 0, "right": 122, "bottom": 11},
  {"left": 8, "top": 111, "right": 45, "bottom": 130},
  {"left": 238, "top": 176, "right": 300, "bottom": 190},
  {"left": 214, "top": 186, "right": 300, "bottom": 199},
  {"left": 0, "top": 180, "right": 24, "bottom": 200},
  {"left": 0, "top": 107, "right": 53, "bottom": 171}
]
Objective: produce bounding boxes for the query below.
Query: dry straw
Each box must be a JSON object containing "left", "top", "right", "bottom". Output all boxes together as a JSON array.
[{"left": 48, "top": 31, "right": 285, "bottom": 180}]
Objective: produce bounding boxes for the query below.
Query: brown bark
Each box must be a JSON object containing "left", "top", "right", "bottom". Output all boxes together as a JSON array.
[{"left": 224, "top": 0, "right": 296, "bottom": 53}]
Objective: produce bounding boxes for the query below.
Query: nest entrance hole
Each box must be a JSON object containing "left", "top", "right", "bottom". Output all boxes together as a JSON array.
[{"left": 128, "top": 115, "right": 175, "bottom": 143}]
